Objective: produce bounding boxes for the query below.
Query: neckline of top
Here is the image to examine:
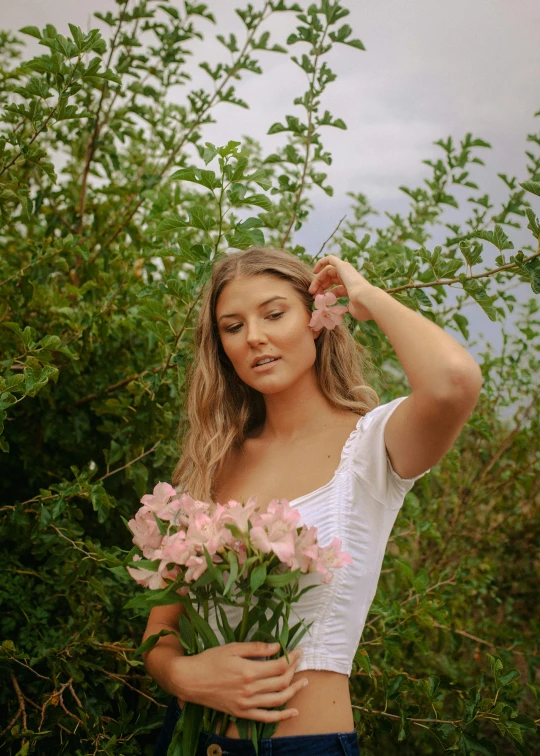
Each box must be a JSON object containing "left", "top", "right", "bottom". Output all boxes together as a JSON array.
[{"left": 288, "top": 413, "right": 365, "bottom": 507}]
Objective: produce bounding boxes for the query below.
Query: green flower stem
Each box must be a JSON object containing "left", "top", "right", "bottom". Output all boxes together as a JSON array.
[
  {"left": 217, "top": 593, "right": 252, "bottom": 737},
  {"left": 239, "top": 593, "right": 251, "bottom": 643}
]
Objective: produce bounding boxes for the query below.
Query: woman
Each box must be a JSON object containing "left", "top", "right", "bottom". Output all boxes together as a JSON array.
[{"left": 144, "top": 247, "right": 483, "bottom": 756}]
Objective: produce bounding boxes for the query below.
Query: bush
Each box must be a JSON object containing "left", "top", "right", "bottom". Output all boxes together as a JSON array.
[{"left": 0, "top": 1, "right": 538, "bottom": 753}]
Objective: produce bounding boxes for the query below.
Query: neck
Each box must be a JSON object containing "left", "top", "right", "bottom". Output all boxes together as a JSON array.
[{"left": 254, "top": 368, "right": 345, "bottom": 443}]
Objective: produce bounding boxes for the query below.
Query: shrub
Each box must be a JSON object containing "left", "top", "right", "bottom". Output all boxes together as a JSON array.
[{"left": 0, "top": 2, "right": 538, "bottom": 753}]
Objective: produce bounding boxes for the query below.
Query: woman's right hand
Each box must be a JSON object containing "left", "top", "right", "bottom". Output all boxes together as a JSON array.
[{"left": 172, "top": 642, "right": 308, "bottom": 723}]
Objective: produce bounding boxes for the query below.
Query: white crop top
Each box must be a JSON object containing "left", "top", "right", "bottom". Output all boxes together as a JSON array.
[{"left": 205, "top": 396, "right": 429, "bottom": 676}]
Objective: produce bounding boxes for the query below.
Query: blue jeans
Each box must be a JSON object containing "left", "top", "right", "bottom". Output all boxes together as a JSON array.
[{"left": 154, "top": 697, "right": 360, "bottom": 755}]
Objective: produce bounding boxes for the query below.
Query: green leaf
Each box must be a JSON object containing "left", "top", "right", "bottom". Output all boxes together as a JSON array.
[
  {"left": 157, "top": 214, "right": 190, "bottom": 234},
  {"left": 224, "top": 551, "right": 239, "bottom": 596},
  {"left": 152, "top": 512, "right": 168, "bottom": 536},
  {"left": 216, "top": 604, "right": 236, "bottom": 644},
  {"left": 20, "top": 26, "right": 42, "bottom": 40},
  {"left": 453, "top": 313, "right": 470, "bottom": 340},
  {"left": 189, "top": 206, "right": 216, "bottom": 232},
  {"left": 237, "top": 193, "right": 273, "bottom": 211},
  {"left": 519, "top": 180, "right": 540, "bottom": 197},
  {"left": 459, "top": 240, "right": 483, "bottom": 266},
  {"left": 178, "top": 612, "right": 195, "bottom": 654},
  {"left": 139, "top": 299, "right": 170, "bottom": 323},
  {"left": 461, "top": 732, "right": 497, "bottom": 755},
  {"left": 183, "top": 601, "right": 220, "bottom": 649},
  {"left": 181, "top": 702, "right": 205, "bottom": 756},
  {"left": 524, "top": 258, "right": 540, "bottom": 294},
  {"left": 135, "top": 628, "right": 180, "bottom": 657},
  {"left": 493, "top": 225, "right": 514, "bottom": 251},
  {"left": 201, "top": 545, "right": 224, "bottom": 589},
  {"left": 279, "top": 615, "right": 289, "bottom": 648},
  {"left": 487, "top": 653, "right": 503, "bottom": 682},
  {"left": 354, "top": 648, "right": 372, "bottom": 675},
  {"left": 462, "top": 280, "right": 498, "bottom": 321},
  {"left": 250, "top": 563, "right": 267, "bottom": 592},
  {"left": 265, "top": 569, "right": 301, "bottom": 587},
  {"left": 525, "top": 208, "right": 540, "bottom": 237},
  {"left": 500, "top": 668, "right": 520, "bottom": 686}
]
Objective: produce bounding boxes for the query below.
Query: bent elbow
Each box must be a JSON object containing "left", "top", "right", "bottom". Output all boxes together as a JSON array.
[{"left": 441, "top": 361, "right": 483, "bottom": 406}]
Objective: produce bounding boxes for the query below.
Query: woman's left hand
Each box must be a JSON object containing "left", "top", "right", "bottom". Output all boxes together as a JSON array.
[{"left": 308, "top": 254, "right": 378, "bottom": 322}]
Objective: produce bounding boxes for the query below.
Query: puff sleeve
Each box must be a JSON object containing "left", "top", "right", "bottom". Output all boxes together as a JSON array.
[{"left": 350, "top": 396, "right": 430, "bottom": 510}]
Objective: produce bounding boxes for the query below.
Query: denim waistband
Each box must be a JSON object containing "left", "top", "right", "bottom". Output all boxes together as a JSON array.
[
  {"left": 154, "top": 696, "right": 360, "bottom": 756},
  {"left": 199, "top": 726, "right": 359, "bottom": 755}
]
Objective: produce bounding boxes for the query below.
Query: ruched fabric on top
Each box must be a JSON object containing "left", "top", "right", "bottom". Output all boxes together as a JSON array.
[{"left": 206, "top": 396, "right": 430, "bottom": 676}]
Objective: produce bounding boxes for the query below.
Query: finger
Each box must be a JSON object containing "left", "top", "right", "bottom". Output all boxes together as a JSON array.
[
  {"left": 309, "top": 267, "right": 340, "bottom": 294},
  {"left": 248, "top": 649, "right": 302, "bottom": 680},
  {"left": 327, "top": 285, "right": 348, "bottom": 298},
  {"left": 310, "top": 283, "right": 346, "bottom": 298},
  {"left": 248, "top": 677, "right": 309, "bottom": 709},
  {"left": 236, "top": 642, "right": 280, "bottom": 658},
  {"left": 312, "top": 254, "right": 341, "bottom": 274},
  {"left": 242, "top": 705, "right": 299, "bottom": 724},
  {"left": 249, "top": 655, "right": 302, "bottom": 695}
]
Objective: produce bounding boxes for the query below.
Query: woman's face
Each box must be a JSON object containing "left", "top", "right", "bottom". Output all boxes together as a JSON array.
[{"left": 215, "top": 274, "right": 320, "bottom": 393}]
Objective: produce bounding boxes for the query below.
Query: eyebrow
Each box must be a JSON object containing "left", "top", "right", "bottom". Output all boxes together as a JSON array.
[{"left": 217, "top": 296, "right": 289, "bottom": 322}]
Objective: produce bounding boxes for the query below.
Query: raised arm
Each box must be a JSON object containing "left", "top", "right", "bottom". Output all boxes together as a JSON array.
[{"left": 309, "top": 255, "right": 483, "bottom": 479}]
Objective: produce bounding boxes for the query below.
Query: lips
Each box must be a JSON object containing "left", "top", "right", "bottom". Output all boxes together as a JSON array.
[{"left": 252, "top": 357, "right": 281, "bottom": 371}]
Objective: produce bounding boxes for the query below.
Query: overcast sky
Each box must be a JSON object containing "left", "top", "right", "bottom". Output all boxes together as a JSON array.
[{"left": 3, "top": 0, "right": 539, "bottom": 352}]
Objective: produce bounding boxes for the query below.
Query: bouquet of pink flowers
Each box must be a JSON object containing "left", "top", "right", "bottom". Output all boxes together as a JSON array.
[{"left": 124, "top": 482, "right": 352, "bottom": 755}]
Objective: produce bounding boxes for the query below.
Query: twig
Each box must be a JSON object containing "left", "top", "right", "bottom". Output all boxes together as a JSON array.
[
  {"left": 100, "top": 669, "right": 165, "bottom": 706},
  {"left": 2, "top": 654, "right": 53, "bottom": 682},
  {"left": 312, "top": 215, "right": 347, "bottom": 262},
  {"left": 352, "top": 704, "right": 462, "bottom": 727},
  {"left": 89, "top": 640, "right": 137, "bottom": 653},
  {"left": 98, "top": 440, "right": 161, "bottom": 481},
  {"left": 281, "top": 21, "right": 330, "bottom": 248},
  {"left": 0, "top": 673, "right": 27, "bottom": 739},
  {"left": 77, "top": 3, "right": 128, "bottom": 233},
  {"left": 386, "top": 248, "right": 540, "bottom": 294},
  {"left": 432, "top": 622, "right": 525, "bottom": 656},
  {"left": 50, "top": 525, "right": 104, "bottom": 562},
  {"left": 0, "top": 249, "right": 61, "bottom": 288}
]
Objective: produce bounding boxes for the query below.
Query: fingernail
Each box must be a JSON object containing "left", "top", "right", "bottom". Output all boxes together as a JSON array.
[
  {"left": 302, "top": 679, "right": 309, "bottom": 687},
  {"left": 290, "top": 710, "right": 299, "bottom": 717}
]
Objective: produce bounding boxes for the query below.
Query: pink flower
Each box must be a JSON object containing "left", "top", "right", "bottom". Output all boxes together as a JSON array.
[
  {"left": 308, "top": 292, "right": 348, "bottom": 331},
  {"left": 289, "top": 525, "right": 319, "bottom": 572},
  {"left": 311, "top": 537, "right": 353, "bottom": 584},
  {"left": 158, "top": 497, "right": 184, "bottom": 522},
  {"left": 173, "top": 493, "right": 211, "bottom": 527},
  {"left": 127, "top": 554, "right": 178, "bottom": 590},
  {"left": 236, "top": 541, "right": 247, "bottom": 566},
  {"left": 250, "top": 499, "right": 301, "bottom": 566},
  {"left": 127, "top": 507, "right": 163, "bottom": 558},
  {"left": 187, "top": 504, "right": 233, "bottom": 556},
  {"left": 184, "top": 554, "right": 208, "bottom": 583},
  {"left": 220, "top": 496, "right": 258, "bottom": 534},
  {"left": 140, "top": 482, "right": 177, "bottom": 513},
  {"left": 155, "top": 531, "right": 195, "bottom": 567}
]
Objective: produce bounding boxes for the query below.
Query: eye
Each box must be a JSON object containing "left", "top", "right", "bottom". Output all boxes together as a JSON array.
[{"left": 224, "top": 312, "right": 284, "bottom": 334}]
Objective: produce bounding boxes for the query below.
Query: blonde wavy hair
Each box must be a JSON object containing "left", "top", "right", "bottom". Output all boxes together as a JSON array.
[{"left": 172, "top": 246, "right": 378, "bottom": 501}]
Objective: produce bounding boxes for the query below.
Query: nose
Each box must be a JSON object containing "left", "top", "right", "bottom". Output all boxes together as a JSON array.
[{"left": 245, "top": 317, "right": 268, "bottom": 346}]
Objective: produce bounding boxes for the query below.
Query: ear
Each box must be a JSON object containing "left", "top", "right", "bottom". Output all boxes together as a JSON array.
[{"left": 312, "top": 326, "right": 323, "bottom": 340}]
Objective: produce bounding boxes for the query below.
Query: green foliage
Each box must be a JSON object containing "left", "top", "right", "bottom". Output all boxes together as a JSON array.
[{"left": 0, "top": 1, "right": 539, "bottom": 754}]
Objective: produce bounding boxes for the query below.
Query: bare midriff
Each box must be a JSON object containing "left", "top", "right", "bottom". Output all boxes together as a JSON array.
[{"left": 177, "top": 669, "right": 354, "bottom": 738}]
